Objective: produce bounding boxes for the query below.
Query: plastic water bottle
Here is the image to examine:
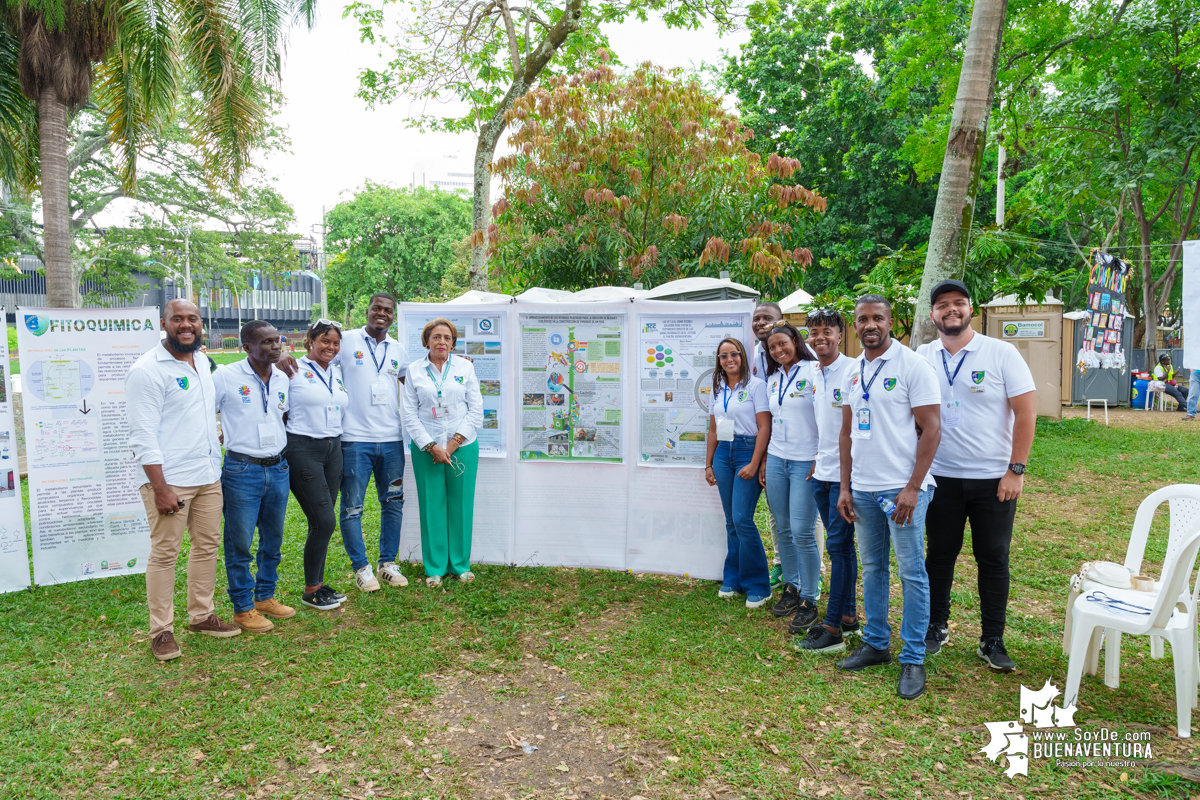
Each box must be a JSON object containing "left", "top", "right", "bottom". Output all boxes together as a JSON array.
[{"left": 876, "top": 495, "right": 896, "bottom": 517}]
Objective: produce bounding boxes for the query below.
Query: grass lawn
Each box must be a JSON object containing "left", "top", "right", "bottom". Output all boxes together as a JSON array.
[{"left": 2, "top": 410, "right": 1199, "bottom": 799}]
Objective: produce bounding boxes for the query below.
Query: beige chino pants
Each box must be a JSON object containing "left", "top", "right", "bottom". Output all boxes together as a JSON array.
[{"left": 138, "top": 480, "right": 224, "bottom": 636}]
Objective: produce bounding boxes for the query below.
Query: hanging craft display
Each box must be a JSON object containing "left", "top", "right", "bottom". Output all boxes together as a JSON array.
[{"left": 1077, "top": 250, "right": 1130, "bottom": 372}]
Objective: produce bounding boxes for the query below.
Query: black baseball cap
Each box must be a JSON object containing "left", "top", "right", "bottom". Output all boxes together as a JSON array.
[{"left": 930, "top": 279, "right": 970, "bottom": 305}]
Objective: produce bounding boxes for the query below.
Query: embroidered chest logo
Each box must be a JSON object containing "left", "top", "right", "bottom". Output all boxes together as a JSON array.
[
  {"left": 176, "top": 377, "right": 189, "bottom": 390},
  {"left": 454, "top": 375, "right": 465, "bottom": 384},
  {"left": 972, "top": 370, "right": 986, "bottom": 384},
  {"left": 883, "top": 378, "right": 897, "bottom": 391}
]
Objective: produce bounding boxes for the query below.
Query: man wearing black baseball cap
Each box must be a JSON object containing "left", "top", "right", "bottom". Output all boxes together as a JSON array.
[{"left": 915, "top": 279, "right": 1036, "bottom": 673}]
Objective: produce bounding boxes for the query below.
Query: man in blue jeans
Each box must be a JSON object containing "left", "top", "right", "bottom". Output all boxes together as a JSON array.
[
  {"left": 1187, "top": 367, "right": 1199, "bottom": 420},
  {"left": 794, "top": 309, "right": 859, "bottom": 653},
  {"left": 336, "top": 294, "right": 410, "bottom": 593},
  {"left": 836, "top": 295, "right": 942, "bottom": 699},
  {"left": 212, "top": 320, "right": 294, "bottom": 632}
]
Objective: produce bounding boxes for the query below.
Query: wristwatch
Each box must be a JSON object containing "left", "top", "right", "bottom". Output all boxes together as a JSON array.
[{"left": 1008, "top": 462, "right": 1026, "bottom": 475}]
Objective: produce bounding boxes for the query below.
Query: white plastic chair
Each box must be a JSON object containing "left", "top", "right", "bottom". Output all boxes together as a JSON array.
[
  {"left": 1064, "top": 523, "right": 1200, "bottom": 738},
  {"left": 1077, "top": 484, "right": 1200, "bottom": 676}
]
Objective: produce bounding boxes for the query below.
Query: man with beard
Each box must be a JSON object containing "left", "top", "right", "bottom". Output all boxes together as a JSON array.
[
  {"left": 836, "top": 295, "right": 940, "bottom": 699},
  {"left": 127, "top": 299, "right": 239, "bottom": 661},
  {"left": 751, "top": 301, "right": 785, "bottom": 586},
  {"left": 916, "top": 280, "right": 1035, "bottom": 673}
]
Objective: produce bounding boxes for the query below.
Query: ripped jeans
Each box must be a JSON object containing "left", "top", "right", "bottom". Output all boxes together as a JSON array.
[
  {"left": 285, "top": 433, "right": 343, "bottom": 587},
  {"left": 340, "top": 439, "right": 405, "bottom": 571}
]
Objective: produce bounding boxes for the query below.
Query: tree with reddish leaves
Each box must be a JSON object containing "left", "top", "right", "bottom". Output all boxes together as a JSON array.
[{"left": 489, "top": 62, "right": 825, "bottom": 292}]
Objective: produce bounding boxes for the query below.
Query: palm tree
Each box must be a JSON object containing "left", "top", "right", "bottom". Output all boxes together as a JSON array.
[{"left": 0, "top": 0, "right": 316, "bottom": 307}]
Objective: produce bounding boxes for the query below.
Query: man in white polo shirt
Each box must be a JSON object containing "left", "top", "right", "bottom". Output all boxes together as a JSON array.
[
  {"left": 127, "top": 299, "right": 240, "bottom": 661},
  {"left": 212, "top": 320, "right": 294, "bottom": 633},
  {"left": 750, "top": 300, "right": 784, "bottom": 587},
  {"left": 336, "top": 293, "right": 410, "bottom": 593},
  {"left": 836, "top": 294, "right": 941, "bottom": 700},
  {"left": 916, "top": 279, "right": 1035, "bottom": 673}
]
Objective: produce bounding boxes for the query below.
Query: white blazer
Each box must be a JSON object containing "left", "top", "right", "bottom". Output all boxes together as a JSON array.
[{"left": 401, "top": 354, "right": 484, "bottom": 449}]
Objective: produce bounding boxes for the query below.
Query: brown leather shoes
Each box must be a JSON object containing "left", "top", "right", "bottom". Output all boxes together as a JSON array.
[
  {"left": 151, "top": 631, "right": 182, "bottom": 661},
  {"left": 233, "top": 610, "right": 275, "bottom": 633},
  {"left": 188, "top": 613, "right": 242, "bottom": 638},
  {"left": 254, "top": 598, "right": 296, "bottom": 619}
]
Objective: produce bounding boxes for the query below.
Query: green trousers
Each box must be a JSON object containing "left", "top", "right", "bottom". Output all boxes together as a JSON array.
[{"left": 409, "top": 440, "right": 479, "bottom": 577}]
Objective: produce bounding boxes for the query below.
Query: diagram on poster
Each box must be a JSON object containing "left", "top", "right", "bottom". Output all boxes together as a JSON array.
[
  {"left": 403, "top": 312, "right": 507, "bottom": 457},
  {"left": 638, "top": 315, "right": 746, "bottom": 466},
  {"left": 519, "top": 313, "right": 624, "bottom": 462},
  {"left": 17, "top": 307, "right": 160, "bottom": 587}
]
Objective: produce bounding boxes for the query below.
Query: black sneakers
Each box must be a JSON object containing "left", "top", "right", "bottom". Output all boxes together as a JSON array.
[
  {"left": 770, "top": 584, "right": 801, "bottom": 618},
  {"left": 303, "top": 585, "right": 343, "bottom": 611},
  {"left": 835, "top": 642, "right": 892, "bottom": 671},
  {"left": 925, "top": 623, "right": 949, "bottom": 655},
  {"left": 897, "top": 664, "right": 927, "bottom": 700},
  {"left": 978, "top": 638, "right": 1016, "bottom": 672},
  {"left": 793, "top": 624, "right": 845, "bottom": 653},
  {"left": 788, "top": 599, "right": 819, "bottom": 634}
]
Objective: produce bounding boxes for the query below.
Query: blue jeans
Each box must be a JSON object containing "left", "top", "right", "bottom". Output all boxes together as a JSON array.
[
  {"left": 222, "top": 456, "right": 290, "bottom": 613},
  {"left": 1189, "top": 370, "right": 1199, "bottom": 416},
  {"left": 713, "top": 435, "right": 771, "bottom": 598},
  {"left": 340, "top": 440, "right": 405, "bottom": 570},
  {"left": 813, "top": 479, "right": 857, "bottom": 627},
  {"left": 852, "top": 487, "right": 934, "bottom": 665},
  {"left": 765, "top": 455, "right": 820, "bottom": 600}
]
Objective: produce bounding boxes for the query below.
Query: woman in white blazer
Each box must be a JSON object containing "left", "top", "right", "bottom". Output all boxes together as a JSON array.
[{"left": 401, "top": 318, "right": 484, "bottom": 586}]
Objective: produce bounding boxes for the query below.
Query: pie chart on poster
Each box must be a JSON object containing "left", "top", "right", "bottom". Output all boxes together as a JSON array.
[{"left": 26, "top": 359, "right": 95, "bottom": 403}]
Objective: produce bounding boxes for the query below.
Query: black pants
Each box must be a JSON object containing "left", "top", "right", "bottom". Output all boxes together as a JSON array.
[
  {"left": 925, "top": 475, "right": 1017, "bottom": 641},
  {"left": 285, "top": 433, "right": 343, "bottom": 587},
  {"left": 1163, "top": 383, "right": 1188, "bottom": 409}
]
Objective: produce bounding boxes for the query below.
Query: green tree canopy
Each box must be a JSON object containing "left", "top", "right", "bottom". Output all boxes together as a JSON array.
[{"left": 324, "top": 183, "right": 472, "bottom": 313}]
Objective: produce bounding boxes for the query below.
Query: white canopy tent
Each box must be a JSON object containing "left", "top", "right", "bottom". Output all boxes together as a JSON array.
[
  {"left": 777, "top": 287, "right": 814, "bottom": 314},
  {"left": 642, "top": 276, "right": 759, "bottom": 302},
  {"left": 447, "top": 289, "right": 516, "bottom": 304},
  {"left": 572, "top": 285, "right": 649, "bottom": 302},
  {"left": 517, "top": 287, "right": 575, "bottom": 303}
]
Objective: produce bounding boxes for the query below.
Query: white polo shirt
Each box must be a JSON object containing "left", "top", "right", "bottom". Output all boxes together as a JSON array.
[
  {"left": 766, "top": 361, "right": 818, "bottom": 461},
  {"left": 213, "top": 360, "right": 289, "bottom": 458},
  {"left": 286, "top": 358, "right": 349, "bottom": 439},
  {"left": 751, "top": 342, "right": 769, "bottom": 381},
  {"left": 713, "top": 377, "right": 769, "bottom": 437},
  {"left": 334, "top": 327, "right": 408, "bottom": 443},
  {"left": 841, "top": 339, "right": 941, "bottom": 493},
  {"left": 125, "top": 344, "right": 221, "bottom": 487},
  {"left": 813, "top": 352, "right": 854, "bottom": 482},
  {"left": 401, "top": 355, "right": 484, "bottom": 450},
  {"left": 917, "top": 332, "right": 1035, "bottom": 480}
]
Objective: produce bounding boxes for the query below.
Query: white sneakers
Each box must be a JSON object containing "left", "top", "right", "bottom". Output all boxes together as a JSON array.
[
  {"left": 355, "top": 564, "right": 381, "bottom": 592},
  {"left": 379, "top": 562, "right": 409, "bottom": 588}
]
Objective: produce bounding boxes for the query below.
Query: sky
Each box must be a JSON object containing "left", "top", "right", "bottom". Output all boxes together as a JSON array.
[{"left": 262, "top": 11, "right": 750, "bottom": 237}]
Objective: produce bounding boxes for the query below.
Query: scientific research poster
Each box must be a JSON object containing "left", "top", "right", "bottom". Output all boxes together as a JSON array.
[
  {"left": 403, "top": 311, "right": 507, "bottom": 457},
  {"left": 638, "top": 314, "right": 747, "bottom": 467},
  {"left": 17, "top": 307, "right": 160, "bottom": 586},
  {"left": 519, "top": 313, "right": 624, "bottom": 462},
  {"left": 0, "top": 315, "right": 29, "bottom": 593}
]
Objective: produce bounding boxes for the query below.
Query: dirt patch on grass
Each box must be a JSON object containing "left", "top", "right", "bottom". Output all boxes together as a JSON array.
[{"left": 1061, "top": 405, "right": 1197, "bottom": 430}]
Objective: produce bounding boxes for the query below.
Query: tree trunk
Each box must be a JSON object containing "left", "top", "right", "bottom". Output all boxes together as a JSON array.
[
  {"left": 910, "top": 0, "right": 1009, "bottom": 349},
  {"left": 467, "top": 0, "right": 584, "bottom": 291},
  {"left": 1132, "top": 188, "right": 1158, "bottom": 367},
  {"left": 39, "top": 86, "right": 77, "bottom": 308}
]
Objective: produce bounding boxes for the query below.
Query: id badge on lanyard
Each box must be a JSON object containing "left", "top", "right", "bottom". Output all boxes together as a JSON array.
[
  {"left": 372, "top": 380, "right": 390, "bottom": 406},
  {"left": 326, "top": 403, "right": 342, "bottom": 427},
  {"left": 944, "top": 390, "right": 962, "bottom": 428},
  {"left": 854, "top": 407, "right": 872, "bottom": 439},
  {"left": 258, "top": 422, "right": 278, "bottom": 449},
  {"left": 772, "top": 416, "right": 787, "bottom": 441},
  {"left": 716, "top": 386, "right": 735, "bottom": 441}
]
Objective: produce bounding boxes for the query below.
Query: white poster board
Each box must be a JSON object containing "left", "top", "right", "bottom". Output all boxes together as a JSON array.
[
  {"left": 17, "top": 307, "right": 160, "bottom": 586},
  {"left": 1183, "top": 241, "right": 1200, "bottom": 370},
  {"left": 0, "top": 314, "right": 29, "bottom": 593},
  {"left": 393, "top": 297, "right": 755, "bottom": 581}
]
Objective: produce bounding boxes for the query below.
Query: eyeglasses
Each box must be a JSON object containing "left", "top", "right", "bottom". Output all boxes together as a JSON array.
[
  {"left": 717, "top": 352, "right": 742, "bottom": 361},
  {"left": 315, "top": 318, "right": 343, "bottom": 329}
]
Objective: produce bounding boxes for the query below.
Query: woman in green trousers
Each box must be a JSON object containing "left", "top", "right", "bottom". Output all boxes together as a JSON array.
[{"left": 401, "top": 318, "right": 484, "bottom": 586}]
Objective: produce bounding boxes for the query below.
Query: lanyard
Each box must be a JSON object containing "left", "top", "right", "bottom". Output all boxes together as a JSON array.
[
  {"left": 859, "top": 358, "right": 887, "bottom": 402},
  {"left": 303, "top": 359, "right": 334, "bottom": 396},
  {"left": 775, "top": 364, "right": 801, "bottom": 406},
  {"left": 721, "top": 383, "right": 735, "bottom": 414},
  {"left": 426, "top": 359, "right": 452, "bottom": 399},
  {"left": 251, "top": 367, "right": 270, "bottom": 416},
  {"left": 940, "top": 349, "right": 968, "bottom": 388},
  {"left": 364, "top": 333, "right": 389, "bottom": 375}
]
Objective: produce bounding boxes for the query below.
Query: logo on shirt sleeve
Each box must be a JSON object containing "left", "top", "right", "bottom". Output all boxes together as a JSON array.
[
  {"left": 176, "top": 377, "right": 189, "bottom": 390},
  {"left": 883, "top": 378, "right": 897, "bottom": 391},
  {"left": 336, "top": 378, "right": 345, "bottom": 392},
  {"left": 972, "top": 371, "right": 986, "bottom": 384},
  {"left": 278, "top": 391, "right": 286, "bottom": 409}
]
